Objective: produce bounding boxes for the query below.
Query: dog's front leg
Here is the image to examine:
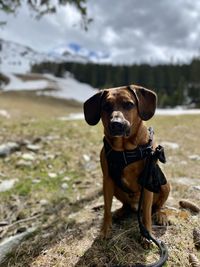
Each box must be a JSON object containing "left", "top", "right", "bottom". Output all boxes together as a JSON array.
[
  {"left": 141, "top": 188, "right": 153, "bottom": 248},
  {"left": 101, "top": 176, "right": 114, "bottom": 239}
]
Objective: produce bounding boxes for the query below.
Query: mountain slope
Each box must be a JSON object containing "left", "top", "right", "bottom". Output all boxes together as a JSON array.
[{"left": 0, "top": 39, "right": 88, "bottom": 73}]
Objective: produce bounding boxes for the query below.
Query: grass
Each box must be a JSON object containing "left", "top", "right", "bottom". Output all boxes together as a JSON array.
[{"left": 0, "top": 91, "right": 199, "bottom": 266}]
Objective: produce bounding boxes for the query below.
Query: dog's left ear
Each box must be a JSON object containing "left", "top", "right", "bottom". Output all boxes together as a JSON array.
[
  {"left": 83, "top": 90, "right": 104, "bottom": 125},
  {"left": 129, "top": 85, "right": 157, "bottom": 121}
]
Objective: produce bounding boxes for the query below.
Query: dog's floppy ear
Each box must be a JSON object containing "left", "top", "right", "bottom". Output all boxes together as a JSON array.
[
  {"left": 83, "top": 90, "right": 104, "bottom": 125},
  {"left": 129, "top": 85, "right": 157, "bottom": 120}
]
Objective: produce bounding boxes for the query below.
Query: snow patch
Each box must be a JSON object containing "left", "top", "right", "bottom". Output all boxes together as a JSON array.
[
  {"left": 37, "top": 73, "right": 97, "bottom": 102},
  {"left": 156, "top": 108, "right": 200, "bottom": 115},
  {"left": 4, "top": 73, "right": 50, "bottom": 91}
]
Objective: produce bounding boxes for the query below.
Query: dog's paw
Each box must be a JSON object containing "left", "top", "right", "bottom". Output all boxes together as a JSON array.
[
  {"left": 152, "top": 210, "right": 168, "bottom": 226},
  {"left": 100, "top": 225, "right": 112, "bottom": 239},
  {"left": 113, "top": 205, "right": 132, "bottom": 221},
  {"left": 140, "top": 236, "right": 153, "bottom": 249}
]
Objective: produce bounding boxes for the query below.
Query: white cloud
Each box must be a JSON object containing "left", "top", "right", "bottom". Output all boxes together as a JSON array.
[
  {"left": 102, "top": 27, "right": 119, "bottom": 46},
  {"left": 1, "top": 0, "right": 200, "bottom": 64}
]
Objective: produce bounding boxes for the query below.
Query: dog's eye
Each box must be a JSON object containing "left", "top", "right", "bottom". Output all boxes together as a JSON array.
[
  {"left": 102, "top": 103, "right": 113, "bottom": 112},
  {"left": 123, "top": 101, "right": 135, "bottom": 110}
]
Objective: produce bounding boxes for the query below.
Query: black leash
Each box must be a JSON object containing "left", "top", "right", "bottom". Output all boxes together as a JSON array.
[
  {"left": 136, "top": 155, "right": 168, "bottom": 267},
  {"left": 104, "top": 127, "right": 168, "bottom": 267},
  {"left": 136, "top": 128, "right": 168, "bottom": 267}
]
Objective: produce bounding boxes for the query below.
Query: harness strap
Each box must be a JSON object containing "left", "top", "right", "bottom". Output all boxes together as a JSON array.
[
  {"left": 103, "top": 127, "right": 167, "bottom": 194},
  {"left": 103, "top": 127, "right": 153, "bottom": 195}
]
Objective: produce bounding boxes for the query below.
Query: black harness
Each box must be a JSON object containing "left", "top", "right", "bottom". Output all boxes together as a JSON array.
[
  {"left": 104, "top": 127, "right": 167, "bottom": 195},
  {"left": 104, "top": 127, "right": 168, "bottom": 267}
]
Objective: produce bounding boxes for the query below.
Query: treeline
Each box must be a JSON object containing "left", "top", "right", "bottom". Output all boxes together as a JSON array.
[{"left": 32, "top": 59, "right": 200, "bottom": 107}]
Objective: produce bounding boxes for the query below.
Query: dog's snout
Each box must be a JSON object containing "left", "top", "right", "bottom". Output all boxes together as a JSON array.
[
  {"left": 110, "top": 113, "right": 125, "bottom": 135},
  {"left": 109, "top": 111, "right": 131, "bottom": 137},
  {"left": 110, "top": 119, "right": 123, "bottom": 132}
]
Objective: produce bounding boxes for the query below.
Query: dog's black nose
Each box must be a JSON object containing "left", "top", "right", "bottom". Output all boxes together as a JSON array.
[
  {"left": 110, "top": 117, "right": 124, "bottom": 136},
  {"left": 110, "top": 120, "right": 123, "bottom": 131}
]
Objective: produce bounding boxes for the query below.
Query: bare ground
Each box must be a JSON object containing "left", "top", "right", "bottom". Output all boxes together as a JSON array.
[{"left": 0, "top": 92, "right": 199, "bottom": 267}]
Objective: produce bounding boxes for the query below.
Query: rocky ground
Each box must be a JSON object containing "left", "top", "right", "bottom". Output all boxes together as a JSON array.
[{"left": 0, "top": 92, "right": 199, "bottom": 267}]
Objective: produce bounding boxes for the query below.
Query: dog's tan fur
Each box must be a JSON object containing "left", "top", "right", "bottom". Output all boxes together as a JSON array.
[{"left": 84, "top": 85, "right": 170, "bottom": 243}]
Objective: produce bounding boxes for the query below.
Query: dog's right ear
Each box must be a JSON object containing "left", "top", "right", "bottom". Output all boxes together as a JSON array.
[{"left": 83, "top": 90, "right": 104, "bottom": 125}]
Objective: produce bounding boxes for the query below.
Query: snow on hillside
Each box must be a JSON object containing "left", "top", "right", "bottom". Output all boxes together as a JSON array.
[
  {"left": 0, "top": 39, "right": 88, "bottom": 73},
  {"left": 3, "top": 73, "right": 50, "bottom": 91},
  {"left": 2, "top": 72, "right": 97, "bottom": 103},
  {"left": 38, "top": 73, "right": 97, "bottom": 102},
  {"left": 0, "top": 38, "right": 97, "bottom": 102}
]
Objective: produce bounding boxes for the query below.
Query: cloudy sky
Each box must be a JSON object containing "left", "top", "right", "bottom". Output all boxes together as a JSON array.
[{"left": 1, "top": 0, "right": 200, "bottom": 64}]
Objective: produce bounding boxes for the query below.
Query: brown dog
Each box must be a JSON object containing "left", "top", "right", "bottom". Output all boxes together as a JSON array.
[{"left": 84, "top": 85, "right": 170, "bottom": 244}]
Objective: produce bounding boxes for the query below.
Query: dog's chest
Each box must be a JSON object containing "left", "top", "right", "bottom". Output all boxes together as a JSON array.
[{"left": 121, "top": 160, "right": 145, "bottom": 192}]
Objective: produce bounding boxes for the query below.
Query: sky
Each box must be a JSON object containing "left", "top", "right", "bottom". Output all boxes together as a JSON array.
[{"left": 1, "top": 0, "right": 200, "bottom": 65}]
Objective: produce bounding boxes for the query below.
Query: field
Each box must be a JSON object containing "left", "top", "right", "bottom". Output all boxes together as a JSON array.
[{"left": 0, "top": 92, "right": 199, "bottom": 267}]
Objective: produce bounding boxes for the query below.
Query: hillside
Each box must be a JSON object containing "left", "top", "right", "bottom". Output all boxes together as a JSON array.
[
  {"left": 0, "top": 72, "right": 96, "bottom": 103},
  {"left": 0, "top": 38, "right": 89, "bottom": 74}
]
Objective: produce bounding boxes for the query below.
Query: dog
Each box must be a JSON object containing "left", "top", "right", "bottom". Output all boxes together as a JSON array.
[{"left": 83, "top": 85, "right": 170, "bottom": 246}]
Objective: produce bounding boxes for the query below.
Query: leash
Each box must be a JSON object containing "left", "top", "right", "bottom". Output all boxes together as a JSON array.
[
  {"left": 106, "top": 127, "right": 168, "bottom": 267},
  {"left": 136, "top": 128, "right": 168, "bottom": 267},
  {"left": 136, "top": 153, "right": 168, "bottom": 267}
]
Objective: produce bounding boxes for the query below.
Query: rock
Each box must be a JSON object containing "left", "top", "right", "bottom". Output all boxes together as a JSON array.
[
  {"left": 189, "top": 155, "right": 200, "bottom": 161},
  {"left": 61, "top": 183, "right": 69, "bottom": 190},
  {"left": 16, "top": 160, "right": 32, "bottom": 168},
  {"left": 47, "top": 164, "right": 53, "bottom": 169},
  {"left": 48, "top": 173, "right": 57, "bottom": 178},
  {"left": 193, "top": 186, "right": 200, "bottom": 191},
  {"left": 160, "top": 141, "right": 179, "bottom": 150},
  {"left": 83, "top": 161, "right": 97, "bottom": 171},
  {"left": 0, "top": 110, "right": 10, "bottom": 119},
  {"left": 43, "top": 154, "right": 56, "bottom": 160},
  {"left": 26, "top": 144, "right": 41, "bottom": 152},
  {"left": 0, "top": 142, "right": 20, "bottom": 157},
  {"left": 21, "top": 153, "right": 35, "bottom": 161},
  {"left": 32, "top": 179, "right": 40, "bottom": 184},
  {"left": 0, "top": 227, "right": 37, "bottom": 264},
  {"left": 62, "top": 176, "right": 70, "bottom": 181},
  {"left": 0, "top": 179, "right": 18, "bottom": 192},
  {"left": 40, "top": 199, "right": 49, "bottom": 206},
  {"left": 83, "top": 154, "right": 90, "bottom": 162}
]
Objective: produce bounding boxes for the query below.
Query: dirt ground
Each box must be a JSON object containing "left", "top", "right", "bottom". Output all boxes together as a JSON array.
[{"left": 0, "top": 92, "right": 199, "bottom": 267}]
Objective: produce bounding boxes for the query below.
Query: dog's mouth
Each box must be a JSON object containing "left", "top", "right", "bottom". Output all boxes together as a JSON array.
[{"left": 109, "top": 121, "right": 131, "bottom": 137}]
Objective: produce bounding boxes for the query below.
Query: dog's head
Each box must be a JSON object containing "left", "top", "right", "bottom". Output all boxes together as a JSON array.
[{"left": 83, "top": 85, "right": 157, "bottom": 138}]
